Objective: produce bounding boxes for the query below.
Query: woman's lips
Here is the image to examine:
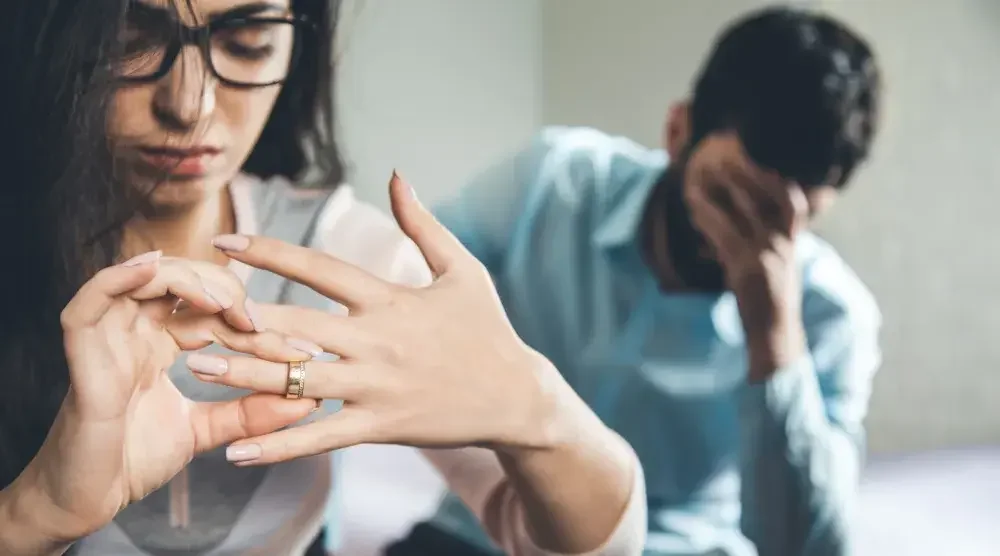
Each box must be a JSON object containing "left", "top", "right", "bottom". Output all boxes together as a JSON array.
[{"left": 137, "top": 147, "right": 221, "bottom": 177}]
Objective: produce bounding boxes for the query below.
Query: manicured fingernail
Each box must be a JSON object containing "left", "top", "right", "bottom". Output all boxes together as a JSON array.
[
  {"left": 286, "top": 337, "right": 323, "bottom": 357},
  {"left": 203, "top": 283, "right": 233, "bottom": 309},
  {"left": 226, "top": 444, "right": 262, "bottom": 463},
  {"left": 392, "top": 169, "right": 417, "bottom": 200},
  {"left": 187, "top": 354, "right": 228, "bottom": 376},
  {"left": 213, "top": 234, "right": 250, "bottom": 252},
  {"left": 244, "top": 299, "right": 265, "bottom": 332},
  {"left": 122, "top": 250, "right": 162, "bottom": 267}
]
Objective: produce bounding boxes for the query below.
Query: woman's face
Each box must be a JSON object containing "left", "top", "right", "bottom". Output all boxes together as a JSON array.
[{"left": 108, "top": 0, "right": 294, "bottom": 211}]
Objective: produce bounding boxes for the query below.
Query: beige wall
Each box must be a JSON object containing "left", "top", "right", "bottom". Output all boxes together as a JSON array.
[
  {"left": 336, "top": 0, "right": 542, "bottom": 209},
  {"left": 814, "top": 0, "right": 1000, "bottom": 452}
]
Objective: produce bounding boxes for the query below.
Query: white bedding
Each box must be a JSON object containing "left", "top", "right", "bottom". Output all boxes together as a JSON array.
[{"left": 854, "top": 448, "right": 1000, "bottom": 556}]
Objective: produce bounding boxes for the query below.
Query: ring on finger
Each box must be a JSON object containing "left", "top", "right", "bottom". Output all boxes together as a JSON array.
[{"left": 285, "top": 361, "right": 307, "bottom": 400}]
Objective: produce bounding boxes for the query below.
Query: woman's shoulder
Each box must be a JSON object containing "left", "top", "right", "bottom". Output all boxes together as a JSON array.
[
  {"left": 311, "top": 187, "right": 432, "bottom": 286},
  {"left": 239, "top": 174, "right": 430, "bottom": 285}
]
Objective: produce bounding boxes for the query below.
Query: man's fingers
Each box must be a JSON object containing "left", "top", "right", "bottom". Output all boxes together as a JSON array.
[
  {"left": 60, "top": 252, "right": 161, "bottom": 330},
  {"left": 742, "top": 176, "right": 803, "bottom": 237},
  {"left": 213, "top": 235, "right": 395, "bottom": 310},
  {"left": 723, "top": 183, "right": 768, "bottom": 244},
  {"left": 189, "top": 394, "right": 316, "bottom": 455},
  {"left": 788, "top": 185, "right": 809, "bottom": 236},
  {"left": 388, "top": 171, "right": 467, "bottom": 278},
  {"left": 226, "top": 411, "right": 377, "bottom": 465},
  {"left": 187, "top": 356, "right": 369, "bottom": 401},
  {"left": 687, "top": 186, "right": 743, "bottom": 262}
]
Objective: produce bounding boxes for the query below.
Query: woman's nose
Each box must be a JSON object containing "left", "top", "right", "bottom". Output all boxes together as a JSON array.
[{"left": 152, "top": 46, "right": 217, "bottom": 130}]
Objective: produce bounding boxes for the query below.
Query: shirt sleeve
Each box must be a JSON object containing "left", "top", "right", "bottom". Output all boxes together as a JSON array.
[
  {"left": 738, "top": 277, "right": 882, "bottom": 556},
  {"left": 391, "top": 238, "right": 647, "bottom": 556},
  {"left": 421, "top": 442, "right": 646, "bottom": 556}
]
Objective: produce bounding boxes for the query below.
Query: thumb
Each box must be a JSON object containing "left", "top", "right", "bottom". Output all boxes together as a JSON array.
[
  {"left": 388, "top": 170, "right": 467, "bottom": 277},
  {"left": 189, "top": 395, "right": 315, "bottom": 455}
]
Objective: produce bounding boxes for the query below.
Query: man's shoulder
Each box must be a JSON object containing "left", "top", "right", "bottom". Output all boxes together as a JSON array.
[
  {"left": 526, "top": 126, "right": 666, "bottom": 220},
  {"left": 533, "top": 126, "right": 658, "bottom": 162},
  {"left": 798, "top": 233, "right": 881, "bottom": 332}
]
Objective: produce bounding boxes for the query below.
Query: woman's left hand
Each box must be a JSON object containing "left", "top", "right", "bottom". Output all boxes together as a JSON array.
[{"left": 201, "top": 174, "right": 575, "bottom": 465}]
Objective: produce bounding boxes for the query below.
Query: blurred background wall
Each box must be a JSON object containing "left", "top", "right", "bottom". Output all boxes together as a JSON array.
[
  {"left": 335, "top": 0, "right": 1000, "bottom": 455},
  {"left": 335, "top": 0, "right": 542, "bottom": 209}
]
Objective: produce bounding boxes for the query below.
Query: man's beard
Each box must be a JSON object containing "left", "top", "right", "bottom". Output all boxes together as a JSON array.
[{"left": 652, "top": 166, "right": 727, "bottom": 292}]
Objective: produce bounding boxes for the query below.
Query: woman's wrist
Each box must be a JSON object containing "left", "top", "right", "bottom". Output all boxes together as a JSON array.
[
  {"left": 0, "top": 468, "right": 73, "bottom": 556},
  {"left": 490, "top": 351, "right": 636, "bottom": 552},
  {"left": 495, "top": 347, "right": 616, "bottom": 457}
]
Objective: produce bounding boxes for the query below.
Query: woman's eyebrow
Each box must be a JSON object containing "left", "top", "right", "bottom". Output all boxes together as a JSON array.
[
  {"left": 125, "top": 1, "right": 288, "bottom": 25},
  {"left": 208, "top": 2, "right": 289, "bottom": 22}
]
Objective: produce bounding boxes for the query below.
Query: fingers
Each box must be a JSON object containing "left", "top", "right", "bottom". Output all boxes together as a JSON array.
[
  {"left": 189, "top": 394, "right": 316, "bottom": 455},
  {"left": 687, "top": 186, "right": 742, "bottom": 262},
  {"left": 186, "top": 355, "right": 369, "bottom": 401},
  {"left": 788, "top": 185, "right": 809, "bottom": 236},
  {"left": 250, "top": 303, "right": 376, "bottom": 358},
  {"left": 740, "top": 176, "right": 807, "bottom": 238},
  {"left": 166, "top": 310, "right": 322, "bottom": 362},
  {"left": 212, "top": 235, "right": 394, "bottom": 311},
  {"left": 388, "top": 171, "right": 467, "bottom": 277},
  {"left": 720, "top": 183, "right": 767, "bottom": 245},
  {"left": 226, "top": 411, "right": 376, "bottom": 465},
  {"left": 60, "top": 251, "right": 161, "bottom": 330},
  {"left": 129, "top": 258, "right": 256, "bottom": 332}
]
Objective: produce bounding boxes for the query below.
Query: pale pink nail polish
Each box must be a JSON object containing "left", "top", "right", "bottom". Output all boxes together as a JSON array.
[
  {"left": 244, "top": 299, "right": 265, "bottom": 332},
  {"left": 226, "top": 444, "right": 262, "bottom": 463},
  {"left": 203, "top": 283, "right": 234, "bottom": 309},
  {"left": 392, "top": 169, "right": 417, "bottom": 201},
  {"left": 187, "top": 354, "right": 228, "bottom": 376},
  {"left": 286, "top": 337, "right": 323, "bottom": 357},
  {"left": 213, "top": 234, "right": 250, "bottom": 252},
  {"left": 122, "top": 250, "right": 162, "bottom": 267}
]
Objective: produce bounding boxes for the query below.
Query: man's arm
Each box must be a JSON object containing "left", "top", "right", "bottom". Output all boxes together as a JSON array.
[{"left": 739, "top": 293, "right": 881, "bottom": 556}]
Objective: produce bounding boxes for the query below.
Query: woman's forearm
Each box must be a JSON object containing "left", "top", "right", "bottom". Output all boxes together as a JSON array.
[
  {"left": 494, "top": 389, "right": 643, "bottom": 554},
  {"left": 0, "top": 472, "right": 73, "bottom": 556}
]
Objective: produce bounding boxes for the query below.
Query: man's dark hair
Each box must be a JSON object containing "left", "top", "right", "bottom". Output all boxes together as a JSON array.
[{"left": 689, "top": 6, "right": 880, "bottom": 188}]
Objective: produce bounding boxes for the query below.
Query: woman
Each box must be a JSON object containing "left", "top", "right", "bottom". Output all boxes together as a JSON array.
[{"left": 0, "top": 0, "right": 645, "bottom": 555}]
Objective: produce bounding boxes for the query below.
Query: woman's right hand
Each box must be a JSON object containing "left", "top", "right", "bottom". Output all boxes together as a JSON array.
[{"left": 0, "top": 251, "right": 317, "bottom": 553}]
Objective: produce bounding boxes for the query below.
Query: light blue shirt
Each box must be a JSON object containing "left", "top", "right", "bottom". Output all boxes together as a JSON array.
[{"left": 430, "top": 127, "right": 882, "bottom": 556}]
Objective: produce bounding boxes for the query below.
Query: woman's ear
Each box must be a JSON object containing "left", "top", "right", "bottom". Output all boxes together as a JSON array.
[{"left": 664, "top": 100, "right": 691, "bottom": 160}]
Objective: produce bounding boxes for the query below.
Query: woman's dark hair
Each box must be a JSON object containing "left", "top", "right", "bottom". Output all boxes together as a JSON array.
[
  {"left": 246, "top": 0, "right": 343, "bottom": 183},
  {"left": 0, "top": 0, "right": 342, "bottom": 490},
  {"left": 689, "top": 6, "right": 881, "bottom": 188}
]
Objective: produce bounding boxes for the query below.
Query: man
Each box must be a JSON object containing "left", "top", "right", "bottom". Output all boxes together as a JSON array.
[{"left": 393, "top": 6, "right": 882, "bottom": 556}]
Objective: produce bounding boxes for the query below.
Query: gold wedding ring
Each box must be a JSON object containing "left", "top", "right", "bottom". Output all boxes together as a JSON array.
[{"left": 285, "top": 361, "right": 307, "bottom": 400}]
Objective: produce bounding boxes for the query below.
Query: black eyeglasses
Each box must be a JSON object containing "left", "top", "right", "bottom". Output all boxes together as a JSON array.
[{"left": 114, "top": 15, "right": 315, "bottom": 88}]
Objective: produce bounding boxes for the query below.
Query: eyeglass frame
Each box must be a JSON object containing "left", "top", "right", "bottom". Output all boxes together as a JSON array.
[{"left": 115, "top": 14, "right": 316, "bottom": 89}]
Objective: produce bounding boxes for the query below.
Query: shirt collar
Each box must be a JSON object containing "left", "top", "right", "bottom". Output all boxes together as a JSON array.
[{"left": 592, "top": 153, "right": 668, "bottom": 251}]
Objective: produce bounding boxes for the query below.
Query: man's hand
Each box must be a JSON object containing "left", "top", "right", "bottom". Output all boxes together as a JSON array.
[{"left": 688, "top": 170, "right": 810, "bottom": 382}]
